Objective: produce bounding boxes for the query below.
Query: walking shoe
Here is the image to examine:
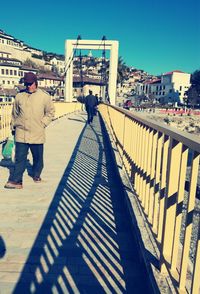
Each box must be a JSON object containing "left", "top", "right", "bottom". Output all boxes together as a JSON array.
[
  {"left": 33, "top": 177, "right": 42, "bottom": 183},
  {"left": 4, "top": 181, "right": 23, "bottom": 189}
]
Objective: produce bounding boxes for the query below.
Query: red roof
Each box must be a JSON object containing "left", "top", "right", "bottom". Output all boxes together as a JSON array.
[
  {"left": 163, "top": 70, "right": 184, "bottom": 75},
  {"left": 144, "top": 79, "right": 161, "bottom": 84},
  {"left": 73, "top": 76, "right": 104, "bottom": 85},
  {"left": 38, "top": 73, "right": 63, "bottom": 81}
]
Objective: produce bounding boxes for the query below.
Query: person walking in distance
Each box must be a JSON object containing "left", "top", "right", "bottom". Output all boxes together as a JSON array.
[
  {"left": 85, "top": 90, "right": 98, "bottom": 124},
  {"left": 4, "top": 72, "right": 55, "bottom": 189},
  {"left": 94, "top": 94, "right": 99, "bottom": 115}
]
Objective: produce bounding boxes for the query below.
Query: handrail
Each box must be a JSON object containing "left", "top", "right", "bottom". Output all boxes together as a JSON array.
[
  {"left": 111, "top": 105, "right": 200, "bottom": 153},
  {"left": 0, "top": 102, "right": 82, "bottom": 143},
  {"left": 98, "top": 103, "right": 200, "bottom": 294}
]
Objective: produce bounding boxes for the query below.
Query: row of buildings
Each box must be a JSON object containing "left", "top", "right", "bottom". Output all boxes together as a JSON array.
[
  {"left": 120, "top": 69, "right": 191, "bottom": 105},
  {"left": 0, "top": 29, "right": 107, "bottom": 101},
  {"left": 0, "top": 28, "right": 191, "bottom": 105}
]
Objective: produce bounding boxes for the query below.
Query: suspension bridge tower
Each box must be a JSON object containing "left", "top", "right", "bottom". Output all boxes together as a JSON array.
[{"left": 64, "top": 38, "right": 119, "bottom": 105}]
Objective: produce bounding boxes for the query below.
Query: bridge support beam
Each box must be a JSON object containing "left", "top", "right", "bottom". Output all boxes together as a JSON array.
[{"left": 65, "top": 39, "right": 119, "bottom": 105}]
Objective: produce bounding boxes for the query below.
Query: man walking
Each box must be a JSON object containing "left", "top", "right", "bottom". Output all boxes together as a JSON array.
[
  {"left": 85, "top": 90, "right": 98, "bottom": 124},
  {"left": 4, "top": 72, "right": 55, "bottom": 189}
]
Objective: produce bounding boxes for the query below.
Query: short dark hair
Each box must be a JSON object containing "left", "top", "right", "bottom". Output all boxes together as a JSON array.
[{"left": 89, "top": 90, "right": 92, "bottom": 95}]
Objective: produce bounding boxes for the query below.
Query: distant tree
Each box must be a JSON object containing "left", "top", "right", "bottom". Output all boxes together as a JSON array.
[
  {"left": 187, "top": 70, "right": 200, "bottom": 106},
  {"left": 23, "top": 58, "right": 37, "bottom": 69},
  {"left": 148, "top": 93, "right": 156, "bottom": 104},
  {"left": 51, "top": 64, "right": 59, "bottom": 76},
  {"left": 117, "top": 57, "right": 129, "bottom": 86}
]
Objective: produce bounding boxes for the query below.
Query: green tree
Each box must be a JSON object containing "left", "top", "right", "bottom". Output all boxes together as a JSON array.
[
  {"left": 187, "top": 70, "right": 200, "bottom": 106},
  {"left": 117, "top": 57, "right": 129, "bottom": 86}
]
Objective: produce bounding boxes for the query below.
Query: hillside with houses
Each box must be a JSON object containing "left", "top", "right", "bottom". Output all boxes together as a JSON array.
[{"left": 0, "top": 29, "right": 192, "bottom": 107}]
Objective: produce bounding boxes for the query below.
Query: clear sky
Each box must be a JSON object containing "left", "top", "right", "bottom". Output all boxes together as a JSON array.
[{"left": 1, "top": 0, "right": 199, "bottom": 76}]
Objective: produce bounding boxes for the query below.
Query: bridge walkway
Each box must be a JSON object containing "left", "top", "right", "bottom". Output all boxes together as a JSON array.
[{"left": 0, "top": 111, "right": 152, "bottom": 293}]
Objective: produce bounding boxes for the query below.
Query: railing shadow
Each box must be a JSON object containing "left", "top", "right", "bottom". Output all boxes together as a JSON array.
[
  {"left": 13, "top": 115, "right": 151, "bottom": 294},
  {"left": 0, "top": 236, "right": 6, "bottom": 258}
]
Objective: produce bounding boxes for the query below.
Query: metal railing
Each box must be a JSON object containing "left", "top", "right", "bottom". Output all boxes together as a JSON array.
[
  {"left": 0, "top": 102, "right": 13, "bottom": 143},
  {"left": 0, "top": 102, "right": 82, "bottom": 143},
  {"left": 99, "top": 103, "right": 200, "bottom": 293}
]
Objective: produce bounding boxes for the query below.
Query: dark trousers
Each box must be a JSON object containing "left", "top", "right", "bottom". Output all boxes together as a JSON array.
[
  {"left": 9, "top": 142, "right": 44, "bottom": 183},
  {"left": 87, "top": 106, "right": 95, "bottom": 123}
]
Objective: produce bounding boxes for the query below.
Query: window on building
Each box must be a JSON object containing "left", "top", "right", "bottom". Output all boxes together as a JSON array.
[
  {"left": 14, "top": 70, "right": 17, "bottom": 76},
  {"left": 169, "top": 89, "right": 172, "bottom": 93},
  {"left": 10, "top": 70, "right": 13, "bottom": 75},
  {"left": 163, "top": 85, "right": 165, "bottom": 90},
  {"left": 163, "top": 92, "right": 165, "bottom": 95},
  {"left": 6, "top": 69, "right": 8, "bottom": 75},
  {"left": 2, "top": 80, "right": 5, "bottom": 84},
  {"left": 159, "top": 92, "right": 161, "bottom": 95},
  {"left": 180, "top": 86, "right": 182, "bottom": 91},
  {"left": 7, "top": 81, "right": 10, "bottom": 84},
  {"left": 1, "top": 69, "right": 4, "bottom": 75}
]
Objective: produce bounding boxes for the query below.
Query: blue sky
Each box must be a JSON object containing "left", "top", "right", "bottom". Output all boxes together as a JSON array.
[{"left": 1, "top": 0, "right": 199, "bottom": 75}]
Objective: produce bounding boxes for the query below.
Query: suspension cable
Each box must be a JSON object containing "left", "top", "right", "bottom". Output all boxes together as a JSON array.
[
  {"left": 52, "top": 35, "right": 81, "bottom": 97},
  {"left": 79, "top": 49, "right": 84, "bottom": 95},
  {"left": 100, "top": 36, "right": 107, "bottom": 100},
  {"left": 63, "top": 35, "right": 81, "bottom": 77}
]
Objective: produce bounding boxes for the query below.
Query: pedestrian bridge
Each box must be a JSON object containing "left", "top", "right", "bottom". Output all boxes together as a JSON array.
[{"left": 0, "top": 102, "right": 200, "bottom": 293}]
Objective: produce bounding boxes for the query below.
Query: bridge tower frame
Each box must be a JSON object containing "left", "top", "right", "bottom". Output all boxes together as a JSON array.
[{"left": 64, "top": 39, "right": 119, "bottom": 105}]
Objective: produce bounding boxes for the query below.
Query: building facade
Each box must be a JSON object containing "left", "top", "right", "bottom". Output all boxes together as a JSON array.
[{"left": 135, "top": 70, "right": 191, "bottom": 104}]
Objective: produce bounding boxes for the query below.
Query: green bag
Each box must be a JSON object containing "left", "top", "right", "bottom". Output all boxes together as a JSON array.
[{"left": 2, "top": 135, "right": 15, "bottom": 160}]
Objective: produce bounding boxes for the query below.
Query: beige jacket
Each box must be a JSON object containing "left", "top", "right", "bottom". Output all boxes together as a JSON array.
[{"left": 11, "top": 88, "right": 55, "bottom": 144}]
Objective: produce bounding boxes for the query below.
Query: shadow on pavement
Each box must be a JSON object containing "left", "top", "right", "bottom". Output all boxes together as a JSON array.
[
  {"left": 13, "top": 116, "right": 153, "bottom": 293},
  {"left": 0, "top": 236, "right": 6, "bottom": 258}
]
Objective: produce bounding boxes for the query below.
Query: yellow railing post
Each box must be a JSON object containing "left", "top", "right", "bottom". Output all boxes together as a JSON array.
[
  {"left": 171, "top": 145, "right": 188, "bottom": 275},
  {"left": 147, "top": 130, "right": 158, "bottom": 221},
  {"left": 179, "top": 152, "right": 200, "bottom": 291},
  {"left": 191, "top": 225, "right": 200, "bottom": 293},
  {"left": 157, "top": 135, "right": 170, "bottom": 244},
  {"left": 161, "top": 139, "right": 183, "bottom": 268},
  {"left": 152, "top": 133, "right": 163, "bottom": 234}
]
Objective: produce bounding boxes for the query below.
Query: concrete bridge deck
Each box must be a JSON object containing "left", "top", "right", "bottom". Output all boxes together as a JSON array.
[{"left": 0, "top": 111, "right": 153, "bottom": 294}]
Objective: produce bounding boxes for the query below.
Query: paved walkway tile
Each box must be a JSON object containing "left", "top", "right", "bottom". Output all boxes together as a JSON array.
[{"left": 0, "top": 112, "right": 152, "bottom": 293}]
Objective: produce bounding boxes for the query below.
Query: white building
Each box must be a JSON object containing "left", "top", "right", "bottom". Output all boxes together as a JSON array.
[
  {"left": 49, "top": 57, "right": 65, "bottom": 75},
  {"left": 0, "top": 52, "right": 39, "bottom": 90},
  {"left": 0, "top": 30, "right": 65, "bottom": 98},
  {"left": 37, "top": 73, "right": 64, "bottom": 99},
  {"left": 0, "top": 30, "right": 48, "bottom": 70},
  {"left": 135, "top": 70, "right": 191, "bottom": 104}
]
